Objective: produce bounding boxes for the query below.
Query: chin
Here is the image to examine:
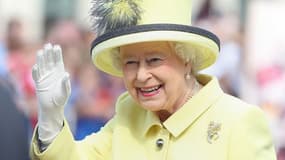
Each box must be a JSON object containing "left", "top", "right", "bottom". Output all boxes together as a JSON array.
[{"left": 140, "top": 101, "right": 164, "bottom": 111}]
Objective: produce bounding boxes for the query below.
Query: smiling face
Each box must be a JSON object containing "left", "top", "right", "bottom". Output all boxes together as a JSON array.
[{"left": 120, "top": 41, "right": 191, "bottom": 114}]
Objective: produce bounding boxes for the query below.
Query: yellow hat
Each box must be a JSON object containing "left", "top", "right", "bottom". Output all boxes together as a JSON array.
[{"left": 90, "top": 0, "right": 220, "bottom": 77}]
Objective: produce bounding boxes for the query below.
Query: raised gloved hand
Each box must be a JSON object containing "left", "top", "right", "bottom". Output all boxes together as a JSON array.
[{"left": 32, "top": 43, "right": 71, "bottom": 145}]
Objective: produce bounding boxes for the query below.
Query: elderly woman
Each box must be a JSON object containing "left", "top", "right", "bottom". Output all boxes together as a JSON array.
[{"left": 30, "top": 0, "right": 276, "bottom": 159}]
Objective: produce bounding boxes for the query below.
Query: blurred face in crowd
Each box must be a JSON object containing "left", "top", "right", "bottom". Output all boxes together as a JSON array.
[
  {"left": 6, "top": 19, "right": 25, "bottom": 50},
  {"left": 120, "top": 41, "right": 190, "bottom": 114}
]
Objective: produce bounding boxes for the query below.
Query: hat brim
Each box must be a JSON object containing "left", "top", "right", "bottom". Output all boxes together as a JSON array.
[{"left": 91, "top": 24, "right": 220, "bottom": 77}]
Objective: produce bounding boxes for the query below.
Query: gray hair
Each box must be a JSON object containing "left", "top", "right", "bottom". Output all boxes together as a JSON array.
[
  {"left": 110, "top": 42, "right": 202, "bottom": 74},
  {"left": 169, "top": 42, "right": 200, "bottom": 74}
]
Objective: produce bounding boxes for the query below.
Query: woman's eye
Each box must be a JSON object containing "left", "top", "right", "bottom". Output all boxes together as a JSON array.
[
  {"left": 124, "top": 60, "right": 139, "bottom": 69},
  {"left": 148, "top": 58, "right": 162, "bottom": 66},
  {"left": 150, "top": 58, "right": 160, "bottom": 62},
  {"left": 125, "top": 60, "right": 138, "bottom": 65}
]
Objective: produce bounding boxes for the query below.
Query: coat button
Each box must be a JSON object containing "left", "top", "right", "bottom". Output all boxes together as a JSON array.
[{"left": 156, "top": 138, "right": 164, "bottom": 149}]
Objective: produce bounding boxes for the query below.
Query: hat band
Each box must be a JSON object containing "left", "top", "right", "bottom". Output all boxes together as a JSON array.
[{"left": 90, "top": 23, "right": 220, "bottom": 54}]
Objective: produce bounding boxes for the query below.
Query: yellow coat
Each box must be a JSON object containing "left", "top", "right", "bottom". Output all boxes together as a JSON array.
[{"left": 30, "top": 75, "right": 276, "bottom": 160}]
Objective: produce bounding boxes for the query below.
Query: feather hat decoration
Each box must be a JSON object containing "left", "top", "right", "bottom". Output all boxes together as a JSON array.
[{"left": 90, "top": 0, "right": 142, "bottom": 36}]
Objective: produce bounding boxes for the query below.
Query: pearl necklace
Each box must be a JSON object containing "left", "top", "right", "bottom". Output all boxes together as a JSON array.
[{"left": 185, "top": 79, "right": 201, "bottom": 103}]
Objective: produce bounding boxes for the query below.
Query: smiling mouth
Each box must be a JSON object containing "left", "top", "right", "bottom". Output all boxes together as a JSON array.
[{"left": 138, "top": 85, "right": 163, "bottom": 97}]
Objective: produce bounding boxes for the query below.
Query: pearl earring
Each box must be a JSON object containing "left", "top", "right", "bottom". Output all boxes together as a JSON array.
[
  {"left": 185, "top": 72, "right": 191, "bottom": 80},
  {"left": 185, "top": 58, "right": 191, "bottom": 80}
]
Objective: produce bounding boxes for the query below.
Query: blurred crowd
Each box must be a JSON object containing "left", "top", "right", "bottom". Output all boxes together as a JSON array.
[
  {"left": 0, "top": 0, "right": 285, "bottom": 159},
  {"left": 0, "top": 18, "right": 125, "bottom": 159}
]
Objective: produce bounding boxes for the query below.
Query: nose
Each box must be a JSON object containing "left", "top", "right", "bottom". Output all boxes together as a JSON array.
[{"left": 136, "top": 62, "right": 151, "bottom": 82}]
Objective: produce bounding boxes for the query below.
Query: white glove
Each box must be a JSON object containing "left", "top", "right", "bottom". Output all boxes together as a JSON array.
[{"left": 32, "top": 43, "right": 71, "bottom": 145}]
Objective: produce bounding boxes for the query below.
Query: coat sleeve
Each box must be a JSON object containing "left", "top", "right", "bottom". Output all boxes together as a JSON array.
[
  {"left": 30, "top": 118, "right": 115, "bottom": 160},
  {"left": 228, "top": 105, "right": 277, "bottom": 160}
]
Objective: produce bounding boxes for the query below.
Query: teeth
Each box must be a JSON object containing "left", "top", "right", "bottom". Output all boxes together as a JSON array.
[{"left": 141, "top": 86, "right": 160, "bottom": 92}]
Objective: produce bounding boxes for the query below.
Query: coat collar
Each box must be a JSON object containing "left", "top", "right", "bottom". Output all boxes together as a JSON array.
[{"left": 142, "top": 75, "right": 224, "bottom": 137}]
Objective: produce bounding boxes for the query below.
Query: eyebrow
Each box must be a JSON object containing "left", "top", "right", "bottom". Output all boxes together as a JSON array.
[
  {"left": 122, "top": 51, "right": 169, "bottom": 61},
  {"left": 120, "top": 44, "right": 171, "bottom": 57},
  {"left": 121, "top": 53, "right": 137, "bottom": 59}
]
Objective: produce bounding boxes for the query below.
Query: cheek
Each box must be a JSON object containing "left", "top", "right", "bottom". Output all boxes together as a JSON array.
[
  {"left": 122, "top": 66, "right": 136, "bottom": 80},
  {"left": 162, "top": 68, "right": 186, "bottom": 92},
  {"left": 122, "top": 73, "right": 136, "bottom": 93},
  {"left": 123, "top": 77, "right": 131, "bottom": 89},
  {"left": 160, "top": 65, "right": 185, "bottom": 82}
]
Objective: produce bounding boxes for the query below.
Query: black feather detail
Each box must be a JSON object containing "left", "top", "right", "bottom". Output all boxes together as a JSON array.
[{"left": 90, "top": 0, "right": 142, "bottom": 36}]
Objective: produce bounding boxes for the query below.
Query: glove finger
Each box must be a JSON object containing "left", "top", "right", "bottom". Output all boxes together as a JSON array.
[
  {"left": 44, "top": 43, "right": 54, "bottom": 71},
  {"left": 36, "top": 49, "right": 45, "bottom": 78},
  {"left": 52, "top": 72, "right": 71, "bottom": 107},
  {"left": 62, "top": 73, "right": 71, "bottom": 98},
  {"left": 53, "top": 45, "right": 64, "bottom": 71},
  {"left": 50, "top": 44, "right": 58, "bottom": 68},
  {"left": 32, "top": 64, "right": 40, "bottom": 81}
]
